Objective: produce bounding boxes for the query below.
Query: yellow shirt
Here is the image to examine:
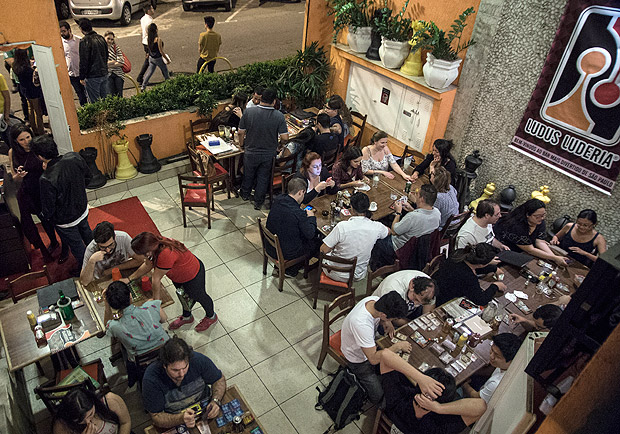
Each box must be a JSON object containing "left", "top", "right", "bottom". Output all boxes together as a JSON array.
[
  {"left": 0, "top": 74, "right": 9, "bottom": 114},
  {"left": 198, "top": 31, "right": 222, "bottom": 60}
]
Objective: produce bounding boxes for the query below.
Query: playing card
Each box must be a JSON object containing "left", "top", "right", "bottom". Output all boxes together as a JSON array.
[
  {"left": 439, "top": 352, "right": 454, "bottom": 365},
  {"left": 396, "top": 332, "right": 408, "bottom": 340},
  {"left": 401, "top": 353, "right": 410, "bottom": 361},
  {"left": 418, "top": 362, "right": 430, "bottom": 372},
  {"left": 446, "top": 366, "right": 458, "bottom": 377},
  {"left": 391, "top": 337, "right": 399, "bottom": 344},
  {"left": 451, "top": 361, "right": 464, "bottom": 373}
]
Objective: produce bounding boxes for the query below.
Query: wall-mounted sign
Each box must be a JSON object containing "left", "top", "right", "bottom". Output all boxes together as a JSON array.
[
  {"left": 511, "top": 2, "right": 620, "bottom": 195},
  {"left": 380, "top": 88, "right": 390, "bottom": 105}
]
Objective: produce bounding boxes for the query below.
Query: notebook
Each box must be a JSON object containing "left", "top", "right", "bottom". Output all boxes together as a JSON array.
[{"left": 497, "top": 250, "right": 534, "bottom": 268}]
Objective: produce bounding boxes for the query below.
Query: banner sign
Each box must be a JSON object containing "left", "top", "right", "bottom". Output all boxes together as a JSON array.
[{"left": 510, "top": 1, "right": 620, "bottom": 195}]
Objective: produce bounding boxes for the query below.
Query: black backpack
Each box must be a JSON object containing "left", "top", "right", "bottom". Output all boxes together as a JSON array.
[{"left": 315, "top": 366, "right": 367, "bottom": 433}]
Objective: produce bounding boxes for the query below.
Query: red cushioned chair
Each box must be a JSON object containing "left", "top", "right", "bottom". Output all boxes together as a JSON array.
[
  {"left": 317, "top": 292, "right": 355, "bottom": 371},
  {"left": 314, "top": 252, "right": 357, "bottom": 309}
]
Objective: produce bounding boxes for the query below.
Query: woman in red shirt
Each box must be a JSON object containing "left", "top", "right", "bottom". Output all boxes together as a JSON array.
[{"left": 127, "top": 232, "right": 217, "bottom": 332}]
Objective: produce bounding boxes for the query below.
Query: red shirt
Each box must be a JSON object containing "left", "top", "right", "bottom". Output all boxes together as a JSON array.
[{"left": 156, "top": 247, "right": 200, "bottom": 283}]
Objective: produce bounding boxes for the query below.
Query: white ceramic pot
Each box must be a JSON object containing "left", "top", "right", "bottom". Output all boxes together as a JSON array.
[
  {"left": 422, "top": 52, "right": 462, "bottom": 89},
  {"left": 347, "top": 26, "right": 373, "bottom": 53},
  {"left": 379, "top": 37, "right": 410, "bottom": 69}
]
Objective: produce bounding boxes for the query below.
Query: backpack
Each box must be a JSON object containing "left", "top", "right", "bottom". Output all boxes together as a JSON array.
[{"left": 315, "top": 366, "right": 367, "bottom": 433}]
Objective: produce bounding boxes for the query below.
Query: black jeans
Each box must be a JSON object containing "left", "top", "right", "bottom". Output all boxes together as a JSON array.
[
  {"left": 69, "top": 76, "right": 88, "bottom": 106},
  {"left": 108, "top": 72, "right": 124, "bottom": 97},
  {"left": 347, "top": 360, "right": 383, "bottom": 404},
  {"left": 55, "top": 216, "right": 93, "bottom": 267},
  {"left": 173, "top": 259, "right": 215, "bottom": 318},
  {"left": 17, "top": 193, "right": 58, "bottom": 251},
  {"left": 137, "top": 44, "right": 149, "bottom": 82},
  {"left": 196, "top": 57, "right": 216, "bottom": 73},
  {"left": 241, "top": 152, "right": 273, "bottom": 205}
]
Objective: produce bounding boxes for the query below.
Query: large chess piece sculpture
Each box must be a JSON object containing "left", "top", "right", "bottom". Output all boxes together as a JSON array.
[
  {"left": 79, "top": 147, "right": 107, "bottom": 189},
  {"left": 136, "top": 134, "right": 161, "bottom": 174},
  {"left": 112, "top": 140, "right": 138, "bottom": 180}
]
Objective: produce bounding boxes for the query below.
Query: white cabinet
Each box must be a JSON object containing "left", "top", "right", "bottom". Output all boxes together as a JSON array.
[{"left": 346, "top": 63, "right": 433, "bottom": 152}]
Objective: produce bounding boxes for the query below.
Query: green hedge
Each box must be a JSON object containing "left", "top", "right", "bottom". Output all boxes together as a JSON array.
[{"left": 77, "top": 43, "right": 330, "bottom": 130}]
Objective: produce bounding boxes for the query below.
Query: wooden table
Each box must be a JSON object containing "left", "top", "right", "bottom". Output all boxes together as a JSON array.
[
  {"left": 144, "top": 384, "right": 267, "bottom": 434},
  {"left": 196, "top": 135, "right": 244, "bottom": 192},
  {"left": 0, "top": 279, "right": 105, "bottom": 372},
  {"left": 377, "top": 258, "right": 588, "bottom": 385}
]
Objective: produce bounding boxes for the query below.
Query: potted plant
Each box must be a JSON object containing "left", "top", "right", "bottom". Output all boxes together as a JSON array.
[
  {"left": 410, "top": 7, "right": 476, "bottom": 89},
  {"left": 327, "top": 0, "right": 375, "bottom": 53},
  {"left": 95, "top": 111, "right": 137, "bottom": 179},
  {"left": 374, "top": 0, "right": 413, "bottom": 69}
]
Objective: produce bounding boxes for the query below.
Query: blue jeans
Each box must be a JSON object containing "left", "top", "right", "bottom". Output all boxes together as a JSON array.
[
  {"left": 108, "top": 72, "right": 124, "bottom": 97},
  {"left": 85, "top": 75, "right": 109, "bottom": 102},
  {"left": 241, "top": 152, "right": 273, "bottom": 205},
  {"left": 55, "top": 217, "right": 93, "bottom": 267},
  {"left": 141, "top": 56, "right": 169, "bottom": 89}
]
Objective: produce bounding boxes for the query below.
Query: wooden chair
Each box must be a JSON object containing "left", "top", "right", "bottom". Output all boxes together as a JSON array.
[
  {"left": 34, "top": 359, "right": 108, "bottom": 414},
  {"left": 257, "top": 218, "right": 309, "bottom": 292},
  {"left": 400, "top": 145, "right": 425, "bottom": 167},
  {"left": 269, "top": 152, "right": 298, "bottom": 207},
  {"left": 135, "top": 345, "right": 163, "bottom": 391},
  {"left": 189, "top": 117, "right": 212, "bottom": 149},
  {"left": 348, "top": 110, "right": 367, "bottom": 148},
  {"left": 322, "top": 147, "right": 339, "bottom": 171},
  {"left": 4, "top": 265, "right": 51, "bottom": 304},
  {"left": 439, "top": 210, "right": 472, "bottom": 254},
  {"left": 365, "top": 260, "right": 400, "bottom": 297},
  {"left": 180, "top": 146, "right": 230, "bottom": 229},
  {"left": 282, "top": 173, "right": 295, "bottom": 195},
  {"left": 314, "top": 252, "right": 357, "bottom": 309},
  {"left": 395, "top": 230, "right": 441, "bottom": 271},
  {"left": 371, "top": 407, "right": 393, "bottom": 434},
  {"left": 422, "top": 254, "right": 445, "bottom": 277},
  {"left": 317, "top": 292, "right": 355, "bottom": 371}
]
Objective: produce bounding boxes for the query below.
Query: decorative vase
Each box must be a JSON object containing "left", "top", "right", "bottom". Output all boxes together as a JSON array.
[
  {"left": 347, "top": 26, "right": 373, "bottom": 54},
  {"left": 136, "top": 134, "right": 161, "bottom": 174},
  {"left": 379, "top": 37, "right": 410, "bottom": 69},
  {"left": 79, "top": 147, "right": 107, "bottom": 189},
  {"left": 365, "top": 27, "right": 382, "bottom": 60},
  {"left": 112, "top": 140, "right": 138, "bottom": 180},
  {"left": 400, "top": 47, "right": 423, "bottom": 76},
  {"left": 422, "top": 53, "right": 462, "bottom": 89}
]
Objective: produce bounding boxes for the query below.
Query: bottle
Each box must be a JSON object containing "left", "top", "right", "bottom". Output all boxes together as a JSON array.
[
  {"left": 233, "top": 128, "right": 239, "bottom": 145},
  {"left": 57, "top": 290, "right": 75, "bottom": 321},
  {"left": 404, "top": 180, "right": 412, "bottom": 193},
  {"left": 34, "top": 325, "right": 47, "bottom": 347},
  {"left": 176, "top": 287, "right": 196, "bottom": 312},
  {"left": 27, "top": 310, "right": 37, "bottom": 328},
  {"left": 456, "top": 332, "right": 468, "bottom": 350}
]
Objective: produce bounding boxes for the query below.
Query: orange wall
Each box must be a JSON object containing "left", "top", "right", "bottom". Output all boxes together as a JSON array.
[{"left": 0, "top": 0, "right": 81, "bottom": 150}]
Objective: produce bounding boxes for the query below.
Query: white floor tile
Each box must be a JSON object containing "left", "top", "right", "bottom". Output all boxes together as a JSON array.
[
  {"left": 241, "top": 222, "right": 262, "bottom": 250},
  {"left": 292, "top": 330, "right": 340, "bottom": 380},
  {"left": 228, "top": 368, "right": 277, "bottom": 417},
  {"left": 135, "top": 189, "right": 178, "bottom": 214},
  {"left": 160, "top": 224, "right": 205, "bottom": 248},
  {"left": 191, "top": 212, "right": 239, "bottom": 241},
  {"left": 245, "top": 278, "right": 300, "bottom": 314},
  {"left": 97, "top": 190, "right": 133, "bottom": 206},
  {"left": 129, "top": 182, "right": 164, "bottom": 197},
  {"left": 159, "top": 176, "right": 179, "bottom": 188},
  {"left": 224, "top": 205, "right": 266, "bottom": 229},
  {"left": 195, "top": 334, "right": 250, "bottom": 378},
  {"left": 215, "top": 289, "right": 265, "bottom": 332},
  {"left": 205, "top": 263, "right": 243, "bottom": 300},
  {"left": 169, "top": 315, "right": 227, "bottom": 350},
  {"left": 208, "top": 231, "right": 256, "bottom": 263},
  {"left": 191, "top": 242, "right": 223, "bottom": 270},
  {"left": 258, "top": 406, "right": 298, "bottom": 434},
  {"left": 147, "top": 207, "right": 184, "bottom": 232},
  {"left": 229, "top": 316, "right": 290, "bottom": 366},
  {"left": 226, "top": 250, "right": 268, "bottom": 287},
  {"left": 280, "top": 381, "right": 337, "bottom": 434},
  {"left": 269, "top": 299, "right": 323, "bottom": 345},
  {"left": 253, "top": 347, "right": 318, "bottom": 404}
]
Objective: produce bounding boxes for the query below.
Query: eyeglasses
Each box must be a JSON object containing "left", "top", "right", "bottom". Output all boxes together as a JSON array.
[{"left": 98, "top": 239, "right": 116, "bottom": 252}]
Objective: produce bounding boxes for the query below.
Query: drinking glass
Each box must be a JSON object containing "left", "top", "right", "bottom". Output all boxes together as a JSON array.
[
  {"left": 403, "top": 156, "right": 412, "bottom": 171},
  {"left": 218, "top": 125, "right": 226, "bottom": 138},
  {"left": 372, "top": 174, "right": 380, "bottom": 188}
]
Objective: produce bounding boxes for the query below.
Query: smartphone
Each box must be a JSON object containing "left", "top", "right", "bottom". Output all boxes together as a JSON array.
[{"left": 304, "top": 205, "right": 314, "bottom": 211}]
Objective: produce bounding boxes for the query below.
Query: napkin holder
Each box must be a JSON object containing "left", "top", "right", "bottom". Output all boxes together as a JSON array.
[{"left": 37, "top": 311, "right": 62, "bottom": 333}]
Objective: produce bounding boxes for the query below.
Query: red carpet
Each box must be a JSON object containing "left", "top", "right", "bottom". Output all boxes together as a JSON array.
[{"left": 2, "top": 197, "right": 160, "bottom": 298}]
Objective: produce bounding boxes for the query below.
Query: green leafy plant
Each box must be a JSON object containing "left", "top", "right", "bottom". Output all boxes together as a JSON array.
[
  {"left": 410, "top": 7, "right": 476, "bottom": 61},
  {"left": 374, "top": 0, "right": 413, "bottom": 42},
  {"left": 326, "top": 0, "right": 375, "bottom": 43},
  {"left": 76, "top": 49, "right": 328, "bottom": 130}
]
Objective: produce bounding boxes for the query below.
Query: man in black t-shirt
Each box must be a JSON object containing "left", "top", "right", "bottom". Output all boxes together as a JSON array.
[
  {"left": 310, "top": 113, "right": 339, "bottom": 158},
  {"left": 379, "top": 351, "right": 486, "bottom": 434}
]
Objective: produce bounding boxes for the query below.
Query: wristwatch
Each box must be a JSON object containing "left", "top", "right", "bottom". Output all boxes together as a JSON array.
[
  {"left": 394, "top": 212, "right": 402, "bottom": 216},
  {"left": 211, "top": 397, "right": 222, "bottom": 407}
]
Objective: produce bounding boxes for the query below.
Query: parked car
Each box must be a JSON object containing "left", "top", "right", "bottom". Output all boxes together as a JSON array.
[
  {"left": 55, "top": 0, "right": 71, "bottom": 19},
  {"left": 182, "top": 0, "right": 235, "bottom": 12},
  {"left": 70, "top": 0, "right": 156, "bottom": 26}
]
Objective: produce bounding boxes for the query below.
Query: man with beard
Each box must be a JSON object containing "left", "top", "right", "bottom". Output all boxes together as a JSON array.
[
  {"left": 80, "top": 221, "right": 141, "bottom": 286},
  {"left": 59, "top": 21, "right": 88, "bottom": 106}
]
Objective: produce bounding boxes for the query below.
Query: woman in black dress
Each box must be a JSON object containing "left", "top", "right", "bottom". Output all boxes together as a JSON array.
[
  {"left": 8, "top": 125, "right": 65, "bottom": 263},
  {"left": 494, "top": 199, "right": 568, "bottom": 266},
  {"left": 411, "top": 138, "right": 457, "bottom": 184}
]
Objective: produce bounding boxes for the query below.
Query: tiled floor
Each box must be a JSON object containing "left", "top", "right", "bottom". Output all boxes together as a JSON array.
[{"left": 5, "top": 175, "right": 378, "bottom": 434}]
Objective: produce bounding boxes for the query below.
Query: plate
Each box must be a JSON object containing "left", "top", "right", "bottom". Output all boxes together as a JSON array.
[{"left": 355, "top": 184, "right": 370, "bottom": 191}]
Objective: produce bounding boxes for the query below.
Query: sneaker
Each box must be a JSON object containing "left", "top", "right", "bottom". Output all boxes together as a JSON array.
[
  {"left": 195, "top": 314, "right": 218, "bottom": 332},
  {"left": 169, "top": 315, "right": 194, "bottom": 330}
]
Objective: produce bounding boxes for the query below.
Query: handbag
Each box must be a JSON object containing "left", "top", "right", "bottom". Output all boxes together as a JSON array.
[{"left": 121, "top": 49, "right": 131, "bottom": 73}]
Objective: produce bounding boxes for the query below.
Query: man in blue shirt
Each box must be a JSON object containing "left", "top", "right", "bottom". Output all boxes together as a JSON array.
[{"left": 142, "top": 337, "right": 226, "bottom": 429}]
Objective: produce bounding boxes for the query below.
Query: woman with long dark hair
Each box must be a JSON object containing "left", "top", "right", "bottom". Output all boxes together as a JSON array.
[
  {"left": 52, "top": 387, "right": 131, "bottom": 434},
  {"left": 293, "top": 151, "right": 336, "bottom": 204},
  {"left": 551, "top": 209, "right": 607, "bottom": 267},
  {"left": 8, "top": 124, "right": 65, "bottom": 263},
  {"left": 141, "top": 23, "right": 169, "bottom": 91},
  {"left": 11, "top": 48, "right": 45, "bottom": 135},
  {"left": 412, "top": 138, "right": 457, "bottom": 184},
  {"left": 494, "top": 199, "right": 568, "bottom": 266},
  {"left": 433, "top": 243, "right": 506, "bottom": 307},
  {"left": 127, "top": 232, "right": 218, "bottom": 332},
  {"left": 104, "top": 31, "right": 125, "bottom": 97},
  {"left": 331, "top": 145, "right": 366, "bottom": 188},
  {"left": 361, "top": 131, "right": 413, "bottom": 181}
]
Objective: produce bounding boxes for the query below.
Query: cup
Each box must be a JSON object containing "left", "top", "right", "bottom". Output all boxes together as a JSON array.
[
  {"left": 218, "top": 125, "right": 226, "bottom": 138},
  {"left": 403, "top": 156, "right": 412, "bottom": 171},
  {"left": 370, "top": 201, "right": 377, "bottom": 211},
  {"left": 141, "top": 276, "right": 152, "bottom": 292},
  {"left": 57, "top": 296, "right": 75, "bottom": 321},
  {"left": 111, "top": 268, "right": 122, "bottom": 281},
  {"left": 372, "top": 174, "right": 379, "bottom": 187}
]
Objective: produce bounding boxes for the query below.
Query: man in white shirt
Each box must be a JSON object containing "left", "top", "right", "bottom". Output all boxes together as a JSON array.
[
  {"left": 137, "top": 5, "right": 155, "bottom": 84},
  {"left": 462, "top": 333, "right": 521, "bottom": 403},
  {"left": 370, "top": 184, "right": 441, "bottom": 270},
  {"left": 321, "top": 192, "right": 388, "bottom": 282},
  {"left": 340, "top": 292, "right": 413, "bottom": 404},
  {"left": 80, "top": 221, "right": 142, "bottom": 286},
  {"left": 456, "top": 199, "right": 508, "bottom": 250},
  {"left": 60, "top": 21, "right": 87, "bottom": 106},
  {"left": 245, "top": 86, "right": 263, "bottom": 109},
  {"left": 373, "top": 270, "right": 436, "bottom": 333}
]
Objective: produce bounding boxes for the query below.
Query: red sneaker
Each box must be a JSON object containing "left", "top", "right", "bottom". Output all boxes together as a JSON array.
[
  {"left": 195, "top": 314, "right": 218, "bottom": 332},
  {"left": 169, "top": 315, "right": 194, "bottom": 330}
]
